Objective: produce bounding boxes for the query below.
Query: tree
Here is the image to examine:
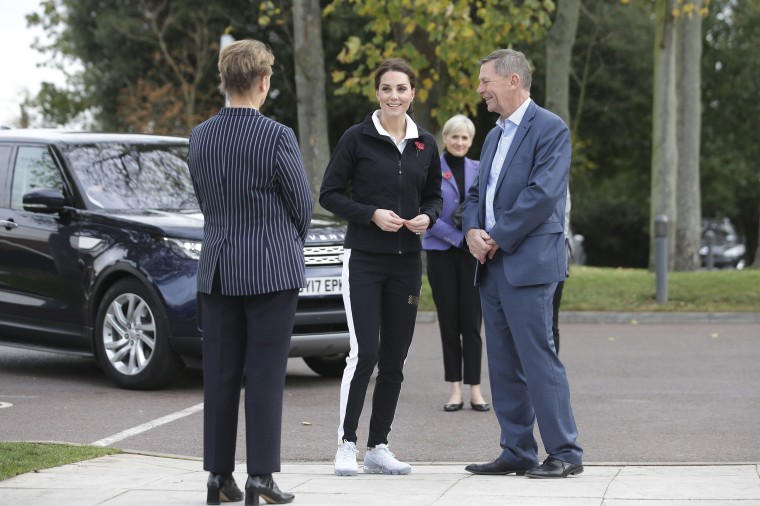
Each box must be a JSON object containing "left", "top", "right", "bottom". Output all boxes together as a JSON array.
[
  {"left": 545, "top": 0, "right": 581, "bottom": 127},
  {"left": 258, "top": 0, "right": 368, "bottom": 196},
  {"left": 673, "top": 1, "right": 705, "bottom": 271},
  {"left": 29, "top": 81, "right": 88, "bottom": 127},
  {"left": 649, "top": 0, "right": 679, "bottom": 270},
  {"left": 529, "top": 0, "right": 655, "bottom": 268},
  {"left": 701, "top": 0, "right": 760, "bottom": 267},
  {"left": 646, "top": 0, "right": 709, "bottom": 272},
  {"left": 324, "top": 0, "right": 556, "bottom": 137},
  {"left": 293, "top": 0, "right": 331, "bottom": 200},
  {"left": 27, "top": 0, "right": 275, "bottom": 135},
  {"left": 27, "top": 0, "right": 324, "bottom": 135},
  {"left": 30, "top": 0, "right": 359, "bottom": 195}
]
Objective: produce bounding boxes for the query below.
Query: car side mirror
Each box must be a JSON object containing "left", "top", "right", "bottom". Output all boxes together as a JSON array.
[{"left": 22, "top": 188, "right": 67, "bottom": 214}]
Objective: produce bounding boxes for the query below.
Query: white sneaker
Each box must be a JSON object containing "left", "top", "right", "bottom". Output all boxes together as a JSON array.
[
  {"left": 334, "top": 441, "right": 359, "bottom": 476},
  {"left": 363, "top": 444, "right": 412, "bottom": 475}
]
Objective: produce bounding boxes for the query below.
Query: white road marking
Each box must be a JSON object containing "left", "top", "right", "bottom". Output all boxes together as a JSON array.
[{"left": 91, "top": 402, "right": 204, "bottom": 447}]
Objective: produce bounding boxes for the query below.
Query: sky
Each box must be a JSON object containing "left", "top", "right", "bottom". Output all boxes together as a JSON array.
[{"left": 0, "top": 0, "right": 70, "bottom": 126}]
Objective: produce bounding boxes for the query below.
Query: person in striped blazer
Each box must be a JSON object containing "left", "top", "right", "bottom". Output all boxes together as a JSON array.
[{"left": 188, "top": 39, "right": 313, "bottom": 506}]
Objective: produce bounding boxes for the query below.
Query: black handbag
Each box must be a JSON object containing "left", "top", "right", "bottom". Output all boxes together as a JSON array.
[{"left": 451, "top": 202, "right": 466, "bottom": 229}]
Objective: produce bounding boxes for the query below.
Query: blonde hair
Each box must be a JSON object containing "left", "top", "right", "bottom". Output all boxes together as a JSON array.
[
  {"left": 442, "top": 114, "right": 475, "bottom": 139},
  {"left": 218, "top": 39, "right": 274, "bottom": 96}
]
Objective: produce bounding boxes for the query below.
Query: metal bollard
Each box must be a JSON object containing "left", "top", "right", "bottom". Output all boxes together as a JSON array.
[
  {"left": 705, "top": 229, "right": 715, "bottom": 270},
  {"left": 654, "top": 215, "right": 668, "bottom": 304}
]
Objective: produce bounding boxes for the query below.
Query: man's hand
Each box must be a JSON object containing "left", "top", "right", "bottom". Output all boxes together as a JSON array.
[
  {"left": 404, "top": 214, "right": 431, "bottom": 234},
  {"left": 486, "top": 237, "right": 501, "bottom": 259},
  {"left": 466, "top": 228, "right": 497, "bottom": 264},
  {"left": 372, "top": 209, "right": 405, "bottom": 232}
]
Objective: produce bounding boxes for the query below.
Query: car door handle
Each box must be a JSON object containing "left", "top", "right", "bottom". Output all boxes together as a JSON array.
[{"left": 0, "top": 219, "right": 18, "bottom": 230}]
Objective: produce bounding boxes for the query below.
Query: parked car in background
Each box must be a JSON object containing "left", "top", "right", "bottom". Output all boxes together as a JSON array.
[
  {"left": 568, "top": 228, "right": 586, "bottom": 266},
  {"left": 0, "top": 129, "right": 348, "bottom": 389},
  {"left": 700, "top": 217, "right": 746, "bottom": 270}
]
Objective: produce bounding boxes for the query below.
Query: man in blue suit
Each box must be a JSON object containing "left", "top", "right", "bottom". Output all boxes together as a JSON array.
[{"left": 462, "top": 49, "right": 583, "bottom": 479}]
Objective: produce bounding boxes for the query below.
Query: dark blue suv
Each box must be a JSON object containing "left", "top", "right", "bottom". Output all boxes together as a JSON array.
[{"left": 0, "top": 130, "right": 348, "bottom": 389}]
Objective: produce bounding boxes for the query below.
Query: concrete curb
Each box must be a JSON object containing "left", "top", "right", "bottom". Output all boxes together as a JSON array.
[{"left": 417, "top": 311, "right": 760, "bottom": 324}]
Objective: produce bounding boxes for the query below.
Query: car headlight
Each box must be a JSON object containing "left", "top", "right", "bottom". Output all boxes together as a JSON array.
[{"left": 164, "top": 238, "right": 202, "bottom": 260}]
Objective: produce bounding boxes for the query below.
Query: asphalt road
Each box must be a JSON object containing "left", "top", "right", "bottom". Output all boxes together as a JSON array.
[{"left": 1, "top": 321, "right": 758, "bottom": 464}]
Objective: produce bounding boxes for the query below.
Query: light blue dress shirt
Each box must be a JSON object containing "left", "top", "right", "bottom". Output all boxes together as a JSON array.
[{"left": 485, "top": 98, "right": 532, "bottom": 232}]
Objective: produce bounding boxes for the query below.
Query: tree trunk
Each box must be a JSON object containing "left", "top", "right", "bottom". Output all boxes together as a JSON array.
[
  {"left": 649, "top": 0, "right": 678, "bottom": 271},
  {"left": 673, "top": 3, "right": 703, "bottom": 271},
  {"left": 545, "top": 0, "right": 581, "bottom": 127},
  {"left": 293, "top": 0, "right": 330, "bottom": 202}
]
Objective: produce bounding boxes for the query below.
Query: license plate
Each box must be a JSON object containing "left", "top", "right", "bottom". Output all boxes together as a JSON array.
[{"left": 300, "top": 276, "right": 342, "bottom": 296}]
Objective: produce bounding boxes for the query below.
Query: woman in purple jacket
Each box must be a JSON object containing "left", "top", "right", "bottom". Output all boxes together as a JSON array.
[{"left": 422, "top": 114, "right": 489, "bottom": 413}]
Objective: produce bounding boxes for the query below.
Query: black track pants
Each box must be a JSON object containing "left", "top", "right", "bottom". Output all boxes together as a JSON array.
[{"left": 337, "top": 249, "right": 421, "bottom": 447}]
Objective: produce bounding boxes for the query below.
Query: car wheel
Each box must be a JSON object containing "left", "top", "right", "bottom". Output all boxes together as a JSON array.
[
  {"left": 94, "top": 279, "right": 183, "bottom": 390},
  {"left": 303, "top": 353, "right": 348, "bottom": 378}
]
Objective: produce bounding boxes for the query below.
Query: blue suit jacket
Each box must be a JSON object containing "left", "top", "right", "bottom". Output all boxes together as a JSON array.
[
  {"left": 189, "top": 107, "right": 314, "bottom": 296},
  {"left": 422, "top": 154, "right": 479, "bottom": 250},
  {"left": 462, "top": 100, "right": 569, "bottom": 287}
]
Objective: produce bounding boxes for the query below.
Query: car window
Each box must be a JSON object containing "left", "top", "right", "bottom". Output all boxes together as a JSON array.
[
  {"left": 10, "top": 146, "right": 63, "bottom": 210},
  {"left": 60, "top": 143, "right": 197, "bottom": 210}
]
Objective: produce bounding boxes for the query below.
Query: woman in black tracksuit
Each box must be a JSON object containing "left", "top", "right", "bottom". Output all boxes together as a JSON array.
[{"left": 320, "top": 58, "right": 442, "bottom": 476}]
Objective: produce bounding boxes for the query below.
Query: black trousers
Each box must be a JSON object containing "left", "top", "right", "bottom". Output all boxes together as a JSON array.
[
  {"left": 426, "top": 248, "right": 483, "bottom": 384},
  {"left": 338, "top": 249, "right": 421, "bottom": 447},
  {"left": 201, "top": 273, "right": 298, "bottom": 475}
]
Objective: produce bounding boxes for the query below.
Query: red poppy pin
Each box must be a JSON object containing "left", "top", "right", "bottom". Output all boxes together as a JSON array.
[
  {"left": 442, "top": 172, "right": 452, "bottom": 179},
  {"left": 414, "top": 141, "right": 425, "bottom": 151}
]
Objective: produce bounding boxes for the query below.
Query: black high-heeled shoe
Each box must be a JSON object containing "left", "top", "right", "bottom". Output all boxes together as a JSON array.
[
  {"left": 207, "top": 472, "right": 244, "bottom": 505},
  {"left": 245, "top": 474, "right": 294, "bottom": 505}
]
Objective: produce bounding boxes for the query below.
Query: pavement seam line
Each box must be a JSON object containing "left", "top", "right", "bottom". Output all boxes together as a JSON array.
[
  {"left": 601, "top": 465, "right": 624, "bottom": 503},
  {"left": 434, "top": 471, "right": 470, "bottom": 503},
  {"left": 90, "top": 402, "right": 204, "bottom": 447}
]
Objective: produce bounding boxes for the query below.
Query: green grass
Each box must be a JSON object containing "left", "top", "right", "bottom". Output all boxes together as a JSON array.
[
  {"left": 419, "top": 266, "right": 760, "bottom": 312},
  {"left": 0, "top": 442, "right": 120, "bottom": 481}
]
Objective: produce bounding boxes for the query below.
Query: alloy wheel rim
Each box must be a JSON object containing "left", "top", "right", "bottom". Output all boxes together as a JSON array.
[{"left": 102, "top": 293, "right": 156, "bottom": 375}]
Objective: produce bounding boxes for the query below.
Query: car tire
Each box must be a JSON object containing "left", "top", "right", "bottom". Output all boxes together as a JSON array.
[
  {"left": 303, "top": 353, "right": 348, "bottom": 378},
  {"left": 94, "top": 278, "right": 183, "bottom": 390}
]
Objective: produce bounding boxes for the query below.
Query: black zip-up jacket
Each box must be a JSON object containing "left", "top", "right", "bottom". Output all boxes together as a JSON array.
[{"left": 319, "top": 113, "right": 442, "bottom": 254}]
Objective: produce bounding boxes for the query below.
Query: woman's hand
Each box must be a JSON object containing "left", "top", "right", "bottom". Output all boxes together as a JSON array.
[
  {"left": 404, "top": 214, "right": 431, "bottom": 235},
  {"left": 372, "top": 209, "right": 405, "bottom": 232}
]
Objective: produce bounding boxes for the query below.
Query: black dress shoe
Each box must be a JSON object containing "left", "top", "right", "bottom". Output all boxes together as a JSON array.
[
  {"left": 464, "top": 458, "right": 528, "bottom": 475},
  {"left": 525, "top": 457, "right": 584, "bottom": 479},
  {"left": 444, "top": 402, "right": 464, "bottom": 412},
  {"left": 470, "top": 402, "right": 491, "bottom": 412},
  {"left": 245, "top": 474, "right": 294, "bottom": 505},
  {"left": 207, "top": 472, "right": 243, "bottom": 504}
]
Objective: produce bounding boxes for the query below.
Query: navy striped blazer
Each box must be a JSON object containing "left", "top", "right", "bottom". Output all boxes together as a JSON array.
[{"left": 188, "top": 107, "right": 314, "bottom": 296}]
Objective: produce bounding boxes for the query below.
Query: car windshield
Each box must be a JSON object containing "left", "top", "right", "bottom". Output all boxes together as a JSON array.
[
  {"left": 60, "top": 143, "right": 198, "bottom": 210},
  {"left": 701, "top": 219, "right": 738, "bottom": 247}
]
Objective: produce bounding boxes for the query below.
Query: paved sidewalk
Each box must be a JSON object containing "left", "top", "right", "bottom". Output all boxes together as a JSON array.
[{"left": 1, "top": 453, "right": 759, "bottom": 505}]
